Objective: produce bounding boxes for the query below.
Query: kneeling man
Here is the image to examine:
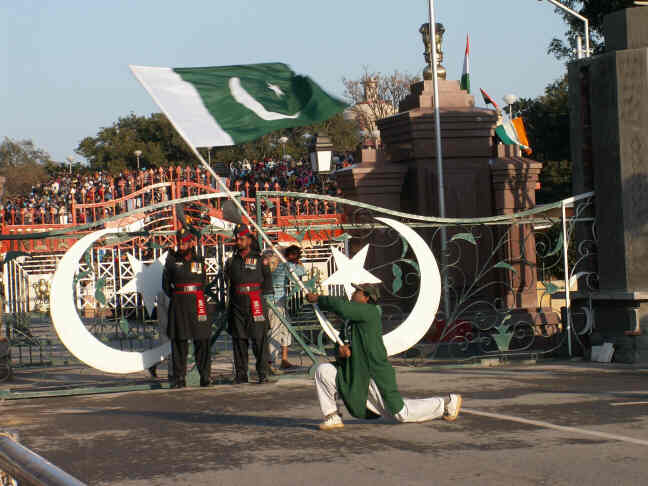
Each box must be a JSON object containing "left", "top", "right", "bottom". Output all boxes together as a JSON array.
[{"left": 306, "top": 284, "right": 462, "bottom": 430}]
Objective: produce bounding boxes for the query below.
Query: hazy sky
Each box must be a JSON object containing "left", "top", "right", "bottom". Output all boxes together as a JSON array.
[{"left": 2, "top": 1, "right": 571, "bottom": 162}]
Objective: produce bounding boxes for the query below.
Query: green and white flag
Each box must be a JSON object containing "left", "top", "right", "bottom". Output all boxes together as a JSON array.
[
  {"left": 460, "top": 34, "right": 470, "bottom": 93},
  {"left": 130, "top": 63, "right": 347, "bottom": 147},
  {"left": 495, "top": 120, "right": 530, "bottom": 150}
]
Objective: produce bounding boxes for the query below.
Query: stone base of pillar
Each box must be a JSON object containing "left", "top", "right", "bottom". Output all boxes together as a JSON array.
[
  {"left": 574, "top": 292, "right": 648, "bottom": 363},
  {"left": 335, "top": 150, "right": 406, "bottom": 211}
]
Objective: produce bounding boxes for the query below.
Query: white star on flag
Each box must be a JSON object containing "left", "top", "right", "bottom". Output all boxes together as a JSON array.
[
  {"left": 267, "top": 82, "right": 284, "bottom": 97},
  {"left": 118, "top": 252, "right": 168, "bottom": 316},
  {"left": 322, "top": 245, "right": 381, "bottom": 300}
]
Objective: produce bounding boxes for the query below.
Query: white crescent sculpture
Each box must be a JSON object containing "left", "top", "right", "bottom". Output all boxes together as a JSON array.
[
  {"left": 50, "top": 228, "right": 170, "bottom": 374},
  {"left": 316, "top": 217, "right": 442, "bottom": 356}
]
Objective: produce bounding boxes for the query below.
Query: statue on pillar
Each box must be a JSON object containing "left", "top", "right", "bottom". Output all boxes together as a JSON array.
[{"left": 419, "top": 22, "right": 446, "bottom": 81}]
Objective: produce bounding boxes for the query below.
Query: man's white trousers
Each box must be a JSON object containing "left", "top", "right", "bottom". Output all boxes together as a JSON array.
[{"left": 314, "top": 363, "right": 444, "bottom": 423}]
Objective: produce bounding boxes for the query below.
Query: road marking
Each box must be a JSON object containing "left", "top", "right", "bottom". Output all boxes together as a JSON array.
[
  {"left": 610, "top": 401, "right": 648, "bottom": 407},
  {"left": 462, "top": 408, "right": 648, "bottom": 446}
]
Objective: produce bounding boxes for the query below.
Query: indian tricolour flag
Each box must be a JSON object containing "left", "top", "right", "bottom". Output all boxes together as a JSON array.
[
  {"left": 130, "top": 63, "right": 347, "bottom": 148},
  {"left": 460, "top": 34, "right": 470, "bottom": 93},
  {"left": 495, "top": 119, "right": 530, "bottom": 151}
]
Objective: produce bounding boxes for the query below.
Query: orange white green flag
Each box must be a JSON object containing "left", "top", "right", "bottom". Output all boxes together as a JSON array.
[{"left": 460, "top": 34, "right": 470, "bottom": 93}]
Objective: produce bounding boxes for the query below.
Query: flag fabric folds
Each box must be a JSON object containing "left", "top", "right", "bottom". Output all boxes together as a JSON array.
[
  {"left": 130, "top": 63, "right": 347, "bottom": 148},
  {"left": 511, "top": 117, "right": 533, "bottom": 156},
  {"left": 495, "top": 118, "right": 531, "bottom": 152},
  {"left": 480, "top": 88, "right": 499, "bottom": 110},
  {"left": 460, "top": 35, "right": 470, "bottom": 93}
]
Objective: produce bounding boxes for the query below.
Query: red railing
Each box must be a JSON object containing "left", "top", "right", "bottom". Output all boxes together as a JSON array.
[{"left": 1, "top": 169, "right": 343, "bottom": 251}]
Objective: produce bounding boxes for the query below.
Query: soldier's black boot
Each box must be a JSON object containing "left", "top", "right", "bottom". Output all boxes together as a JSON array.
[{"left": 234, "top": 374, "right": 248, "bottom": 384}]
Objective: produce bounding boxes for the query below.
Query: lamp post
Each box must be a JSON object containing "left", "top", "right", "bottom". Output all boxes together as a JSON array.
[
  {"left": 309, "top": 132, "right": 333, "bottom": 173},
  {"left": 66, "top": 156, "right": 74, "bottom": 174},
  {"left": 133, "top": 150, "right": 142, "bottom": 170},
  {"left": 503, "top": 94, "right": 518, "bottom": 118},
  {"left": 538, "top": 0, "right": 590, "bottom": 58}
]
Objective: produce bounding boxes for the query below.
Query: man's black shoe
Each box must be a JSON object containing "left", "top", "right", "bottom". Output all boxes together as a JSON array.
[
  {"left": 234, "top": 376, "right": 248, "bottom": 384},
  {"left": 148, "top": 365, "right": 158, "bottom": 379},
  {"left": 258, "top": 375, "right": 270, "bottom": 384},
  {"left": 200, "top": 378, "right": 212, "bottom": 387}
]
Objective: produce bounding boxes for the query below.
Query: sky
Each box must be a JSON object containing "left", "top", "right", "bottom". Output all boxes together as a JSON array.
[{"left": 2, "top": 0, "right": 571, "bottom": 163}]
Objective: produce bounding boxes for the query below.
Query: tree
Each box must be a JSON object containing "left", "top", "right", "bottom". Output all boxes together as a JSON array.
[
  {"left": 548, "top": 0, "right": 635, "bottom": 59},
  {"left": 512, "top": 77, "right": 572, "bottom": 203},
  {"left": 0, "top": 138, "right": 52, "bottom": 199},
  {"left": 208, "top": 114, "right": 360, "bottom": 164},
  {"left": 342, "top": 68, "right": 419, "bottom": 138},
  {"left": 76, "top": 113, "right": 195, "bottom": 172},
  {"left": 79, "top": 111, "right": 360, "bottom": 171}
]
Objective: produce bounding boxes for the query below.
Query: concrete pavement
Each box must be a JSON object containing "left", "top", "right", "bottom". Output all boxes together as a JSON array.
[{"left": 2, "top": 361, "right": 648, "bottom": 485}]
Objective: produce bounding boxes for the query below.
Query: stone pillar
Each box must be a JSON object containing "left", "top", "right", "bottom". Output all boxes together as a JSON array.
[
  {"left": 491, "top": 158, "right": 543, "bottom": 308},
  {"left": 335, "top": 149, "right": 406, "bottom": 211},
  {"left": 568, "top": 6, "right": 648, "bottom": 363}
]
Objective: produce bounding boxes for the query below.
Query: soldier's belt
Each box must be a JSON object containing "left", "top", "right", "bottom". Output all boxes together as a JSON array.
[
  {"left": 235, "top": 283, "right": 261, "bottom": 294},
  {"left": 172, "top": 283, "right": 207, "bottom": 321},
  {"left": 173, "top": 284, "right": 202, "bottom": 293}
]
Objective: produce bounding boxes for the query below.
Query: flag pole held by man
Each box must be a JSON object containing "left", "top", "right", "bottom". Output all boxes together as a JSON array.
[{"left": 306, "top": 284, "right": 462, "bottom": 430}]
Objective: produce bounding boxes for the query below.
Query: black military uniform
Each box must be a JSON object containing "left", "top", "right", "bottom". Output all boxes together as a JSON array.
[
  {"left": 225, "top": 237, "right": 273, "bottom": 383},
  {"left": 163, "top": 244, "right": 211, "bottom": 387}
]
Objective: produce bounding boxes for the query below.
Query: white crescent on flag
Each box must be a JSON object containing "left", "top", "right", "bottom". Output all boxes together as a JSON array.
[{"left": 228, "top": 77, "right": 301, "bottom": 121}]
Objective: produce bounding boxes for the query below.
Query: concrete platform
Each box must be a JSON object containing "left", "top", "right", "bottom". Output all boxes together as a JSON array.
[{"left": 2, "top": 361, "right": 648, "bottom": 485}]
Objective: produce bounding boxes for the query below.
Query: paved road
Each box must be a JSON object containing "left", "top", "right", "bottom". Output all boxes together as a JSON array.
[{"left": 2, "top": 362, "right": 648, "bottom": 485}]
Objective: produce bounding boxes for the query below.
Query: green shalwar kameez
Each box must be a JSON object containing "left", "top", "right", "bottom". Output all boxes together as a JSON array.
[{"left": 317, "top": 296, "right": 405, "bottom": 419}]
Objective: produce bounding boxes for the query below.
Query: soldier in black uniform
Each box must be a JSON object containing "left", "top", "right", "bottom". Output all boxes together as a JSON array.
[
  {"left": 225, "top": 225, "right": 274, "bottom": 384},
  {"left": 163, "top": 229, "right": 211, "bottom": 388}
]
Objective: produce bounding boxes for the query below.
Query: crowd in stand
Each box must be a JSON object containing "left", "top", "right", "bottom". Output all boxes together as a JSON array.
[
  {"left": 227, "top": 157, "right": 350, "bottom": 199},
  {"left": 1, "top": 156, "right": 353, "bottom": 225}
]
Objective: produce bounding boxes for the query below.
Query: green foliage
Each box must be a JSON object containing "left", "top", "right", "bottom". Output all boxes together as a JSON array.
[
  {"left": 548, "top": 0, "right": 635, "bottom": 59},
  {"left": 77, "top": 111, "right": 360, "bottom": 171},
  {"left": 0, "top": 138, "right": 53, "bottom": 199},
  {"left": 76, "top": 113, "right": 195, "bottom": 173},
  {"left": 512, "top": 77, "right": 572, "bottom": 204}
]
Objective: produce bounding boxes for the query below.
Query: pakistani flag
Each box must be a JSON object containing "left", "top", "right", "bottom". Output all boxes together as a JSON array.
[
  {"left": 460, "top": 34, "right": 470, "bottom": 93},
  {"left": 130, "top": 63, "right": 347, "bottom": 147}
]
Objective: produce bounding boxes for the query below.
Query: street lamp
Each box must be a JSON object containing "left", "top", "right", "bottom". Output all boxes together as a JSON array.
[
  {"left": 278, "top": 136, "right": 289, "bottom": 159},
  {"left": 537, "top": 0, "right": 590, "bottom": 58},
  {"left": 66, "top": 156, "right": 74, "bottom": 174},
  {"left": 134, "top": 150, "right": 142, "bottom": 170},
  {"left": 503, "top": 94, "right": 518, "bottom": 118},
  {"left": 309, "top": 132, "right": 333, "bottom": 173}
]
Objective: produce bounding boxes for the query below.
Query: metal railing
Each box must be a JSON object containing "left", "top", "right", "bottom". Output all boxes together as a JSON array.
[{"left": 0, "top": 431, "right": 86, "bottom": 486}]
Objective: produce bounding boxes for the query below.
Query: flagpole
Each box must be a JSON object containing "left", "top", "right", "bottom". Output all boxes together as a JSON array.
[
  {"left": 427, "top": 0, "right": 451, "bottom": 321},
  {"left": 129, "top": 66, "right": 344, "bottom": 345}
]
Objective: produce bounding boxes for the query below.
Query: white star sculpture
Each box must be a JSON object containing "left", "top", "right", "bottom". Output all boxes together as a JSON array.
[
  {"left": 322, "top": 245, "right": 381, "bottom": 300},
  {"left": 267, "top": 82, "right": 284, "bottom": 97},
  {"left": 118, "top": 252, "right": 168, "bottom": 316}
]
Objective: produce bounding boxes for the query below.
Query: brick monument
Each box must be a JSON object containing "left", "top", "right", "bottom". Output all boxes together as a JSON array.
[{"left": 568, "top": 6, "right": 648, "bottom": 363}]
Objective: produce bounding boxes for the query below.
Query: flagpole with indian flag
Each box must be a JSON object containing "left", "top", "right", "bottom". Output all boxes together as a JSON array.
[
  {"left": 460, "top": 34, "right": 470, "bottom": 93},
  {"left": 129, "top": 63, "right": 346, "bottom": 346}
]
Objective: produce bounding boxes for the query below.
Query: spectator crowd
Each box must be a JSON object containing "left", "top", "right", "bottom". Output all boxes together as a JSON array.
[{"left": 1, "top": 156, "right": 353, "bottom": 225}]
